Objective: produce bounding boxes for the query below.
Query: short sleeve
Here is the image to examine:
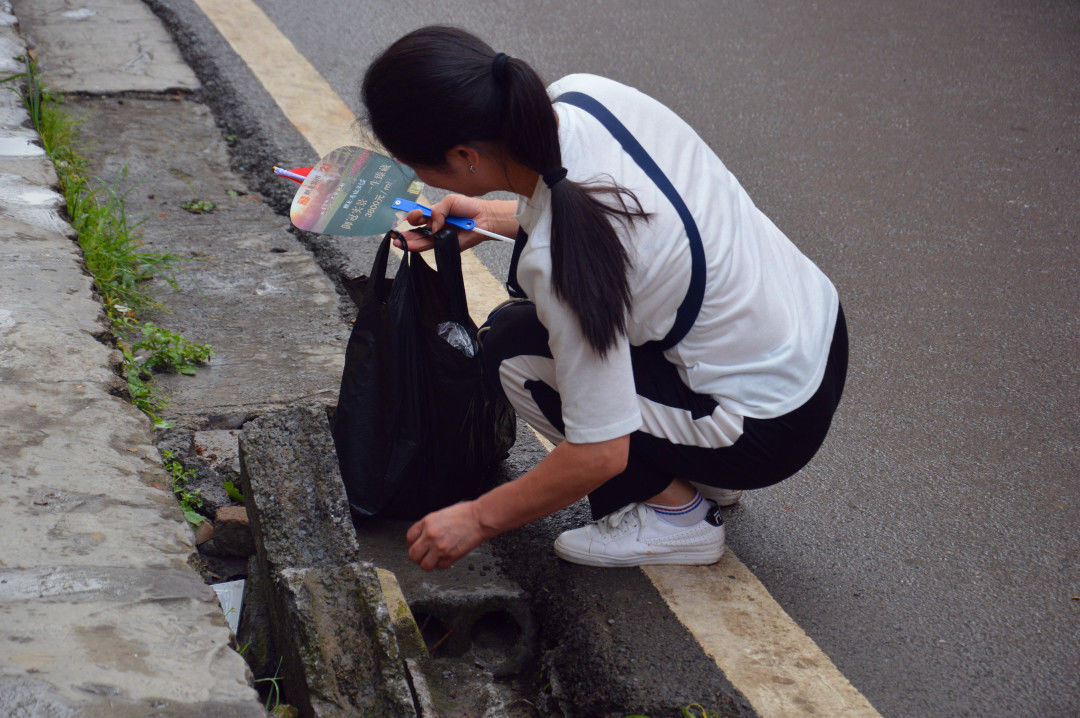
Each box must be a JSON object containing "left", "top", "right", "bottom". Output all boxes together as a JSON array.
[{"left": 516, "top": 248, "right": 642, "bottom": 444}]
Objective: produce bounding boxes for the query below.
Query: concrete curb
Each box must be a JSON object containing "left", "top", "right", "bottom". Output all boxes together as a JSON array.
[{"left": 0, "top": 4, "right": 262, "bottom": 715}]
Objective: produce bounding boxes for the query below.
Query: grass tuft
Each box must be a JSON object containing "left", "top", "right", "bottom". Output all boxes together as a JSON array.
[
  {"left": 4, "top": 53, "right": 214, "bottom": 429},
  {"left": 161, "top": 450, "right": 204, "bottom": 526},
  {"left": 255, "top": 658, "right": 284, "bottom": 711}
]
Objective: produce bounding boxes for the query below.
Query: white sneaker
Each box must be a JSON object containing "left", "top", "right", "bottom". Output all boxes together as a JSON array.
[
  {"left": 691, "top": 483, "right": 743, "bottom": 507},
  {"left": 553, "top": 503, "right": 725, "bottom": 567}
]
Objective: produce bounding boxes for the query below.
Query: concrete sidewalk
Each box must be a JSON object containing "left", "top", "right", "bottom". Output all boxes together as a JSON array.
[{"left": 0, "top": 2, "right": 262, "bottom": 714}]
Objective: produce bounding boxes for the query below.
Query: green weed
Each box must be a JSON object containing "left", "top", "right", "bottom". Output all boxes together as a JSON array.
[
  {"left": 255, "top": 658, "right": 284, "bottom": 712},
  {"left": 130, "top": 322, "right": 215, "bottom": 375},
  {"left": 160, "top": 450, "right": 204, "bottom": 526},
  {"left": 172, "top": 168, "right": 217, "bottom": 214},
  {"left": 121, "top": 344, "right": 168, "bottom": 423},
  {"left": 232, "top": 640, "right": 289, "bottom": 714},
  {"left": 181, "top": 198, "right": 217, "bottom": 214},
  {"left": 224, "top": 479, "right": 245, "bottom": 503},
  {"left": 4, "top": 54, "right": 214, "bottom": 430}
]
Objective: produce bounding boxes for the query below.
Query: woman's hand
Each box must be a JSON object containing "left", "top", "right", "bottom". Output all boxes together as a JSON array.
[
  {"left": 405, "top": 437, "right": 630, "bottom": 569},
  {"left": 406, "top": 500, "right": 491, "bottom": 570},
  {"left": 395, "top": 195, "right": 518, "bottom": 252}
]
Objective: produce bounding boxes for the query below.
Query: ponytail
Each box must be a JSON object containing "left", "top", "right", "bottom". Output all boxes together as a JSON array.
[{"left": 363, "top": 26, "right": 647, "bottom": 357}]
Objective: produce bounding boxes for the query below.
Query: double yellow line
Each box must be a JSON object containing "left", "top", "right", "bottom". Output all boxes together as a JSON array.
[{"left": 191, "top": 1, "right": 879, "bottom": 714}]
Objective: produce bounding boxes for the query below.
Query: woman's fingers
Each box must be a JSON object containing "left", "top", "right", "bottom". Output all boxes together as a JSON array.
[
  {"left": 442, "top": 194, "right": 483, "bottom": 219},
  {"left": 432, "top": 194, "right": 483, "bottom": 228},
  {"left": 394, "top": 231, "right": 435, "bottom": 252},
  {"left": 407, "top": 526, "right": 430, "bottom": 566},
  {"left": 399, "top": 194, "right": 498, "bottom": 253},
  {"left": 407, "top": 519, "right": 454, "bottom": 570},
  {"left": 420, "top": 550, "right": 442, "bottom": 571},
  {"left": 402, "top": 196, "right": 469, "bottom": 236},
  {"left": 409, "top": 532, "right": 443, "bottom": 572},
  {"left": 405, "top": 519, "right": 423, "bottom": 545},
  {"left": 405, "top": 502, "right": 485, "bottom": 571},
  {"left": 436, "top": 554, "right": 457, "bottom": 570},
  {"left": 427, "top": 202, "right": 452, "bottom": 232}
]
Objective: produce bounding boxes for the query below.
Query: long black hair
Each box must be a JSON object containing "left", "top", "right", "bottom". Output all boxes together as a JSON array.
[{"left": 362, "top": 26, "right": 647, "bottom": 357}]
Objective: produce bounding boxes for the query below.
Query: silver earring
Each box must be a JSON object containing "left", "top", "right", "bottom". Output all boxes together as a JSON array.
[{"left": 468, "top": 164, "right": 477, "bottom": 174}]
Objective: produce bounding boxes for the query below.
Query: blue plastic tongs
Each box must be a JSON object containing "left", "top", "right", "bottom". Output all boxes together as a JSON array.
[{"left": 392, "top": 198, "right": 515, "bottom": 244}]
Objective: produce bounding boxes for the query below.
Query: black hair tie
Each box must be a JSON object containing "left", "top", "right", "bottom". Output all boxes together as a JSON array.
[
  {"left": 542, "top": 166, "right": 568, "bottom": 188},
  {"left": 491, "top": 52, "right": 511, "bottom": 81}
]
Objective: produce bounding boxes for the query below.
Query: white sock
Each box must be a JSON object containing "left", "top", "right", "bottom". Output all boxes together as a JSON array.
[{"left": 647, "top": 492, "right": 708, "bottom": 527}]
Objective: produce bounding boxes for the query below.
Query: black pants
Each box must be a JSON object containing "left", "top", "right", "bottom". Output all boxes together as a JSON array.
[{"left": 481, "top": 302, "right": 849, "bottom": 519}]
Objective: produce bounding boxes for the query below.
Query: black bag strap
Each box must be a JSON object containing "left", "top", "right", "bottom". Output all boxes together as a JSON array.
[
  {"left": 428, "top": 226, "right": 473, "bottom": 326},
  {"left": 367, "top": 230, "right": 395, "bottom": 302},
  {"left": 371, "top": 228, "right": 470, "bottom": 324},
  {"left": 505, "top": 226, "right": 530, "bottom": 299},
  {"left": 554, "top": 91, "right": 706, "bottom": 351}
]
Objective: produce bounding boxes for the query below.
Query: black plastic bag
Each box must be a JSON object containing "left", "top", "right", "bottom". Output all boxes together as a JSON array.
[{"left": 332, "top": 227, "right": 516, "bottom": 519}]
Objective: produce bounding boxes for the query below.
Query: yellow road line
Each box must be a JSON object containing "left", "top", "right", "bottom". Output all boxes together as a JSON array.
[
  {"left": 190, "top": 2, "right": 879, "bottom": 714},
  {"left": 192, "top": 0, "right": 355, "bottom": 157},
  {"left": 644, "top": 561, "right": 879, "bottom": 716}
]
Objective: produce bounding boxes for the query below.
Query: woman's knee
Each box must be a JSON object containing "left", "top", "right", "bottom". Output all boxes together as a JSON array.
[{"left": 480, "top": 301, "right": 550, "bottom": 373}]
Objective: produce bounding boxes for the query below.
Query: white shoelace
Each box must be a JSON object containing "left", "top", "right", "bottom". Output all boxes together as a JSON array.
[{"left": 596, "top": 503, "right": 648, "bottom": 539}]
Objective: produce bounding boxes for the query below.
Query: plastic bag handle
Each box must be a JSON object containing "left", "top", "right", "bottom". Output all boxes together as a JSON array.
[
  {"left": 369, "top": 231, "right": 397, "bottom": 302},
  {"left": 430, "top": 227, "right": 470, "bottom": 324}
]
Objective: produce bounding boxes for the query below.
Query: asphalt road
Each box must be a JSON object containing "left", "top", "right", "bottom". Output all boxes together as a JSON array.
[{"left": 182, "top": 1, "right": 1078, "bottom": 715}]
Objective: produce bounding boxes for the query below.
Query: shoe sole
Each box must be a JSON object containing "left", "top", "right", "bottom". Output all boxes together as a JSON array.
[{"left": 553, "top": 541, "right": 726, "bottom": 568}]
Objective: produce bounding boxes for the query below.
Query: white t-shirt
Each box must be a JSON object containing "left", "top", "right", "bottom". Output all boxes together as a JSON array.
[{"left": 513, "top": 74, "right": 839, "bottom": 445}]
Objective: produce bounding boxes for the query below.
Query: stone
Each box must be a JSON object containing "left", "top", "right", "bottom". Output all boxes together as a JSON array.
[
  {"left": 194, "top": 429, "right": 241, "bottom": 479},
  {"left": 405, "top": 656, "right": 506, "bottom": 717},
  {"left": 376, "top": 567, "right": 427, "bottom": 661},
  {"left": 238, "top": 406, "right": 417, "bottom": 713},
  {"left": 0, "top": 155, "right": 59, "bottom": 188},
  {"left": 157, "top": 429, "right": 232, "bottom": 518},
  {"left": 237, "top": 405, "right": 360, "bottom": 572},
  {"left": 194, "top": 519, "right": 214, "bottom": 546},
  {"left": 0, "top": 566, "right": 263, "bottom": 716},
  {"left": 206, "top": 505, "right": 254, "bottom": 558},
  {"left": 273, "top": 705, "right": 301, "bottom": 718},
  {"left": 275, "top": 563, "right": 415, "bottom": 717},
  {"left": 68, "top": 96, "right": 343, "bottom": 423},
  {"left": 216, "top": 504, "right": 249, "bottom": 524}
]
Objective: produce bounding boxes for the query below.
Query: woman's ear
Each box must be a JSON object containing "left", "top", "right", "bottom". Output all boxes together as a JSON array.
[{"left": 446, "top": 144, "right": 483, "bottom": 174}]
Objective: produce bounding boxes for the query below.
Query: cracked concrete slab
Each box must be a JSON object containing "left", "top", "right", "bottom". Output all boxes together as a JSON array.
[
  {"left": 11, "top": 0, "right": 199, "bottom": 93},
  {"left": 0, "top": 566, "right": 263, "bottom": 715},
  {"left": 71, "top": 96, "right": 346, "bottom": 423}
]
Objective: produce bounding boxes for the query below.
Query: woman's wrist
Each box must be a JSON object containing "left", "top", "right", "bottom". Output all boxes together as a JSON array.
[
  {"left": 481, "top": 199, "right": 521, "bottom": 239},
  {"left": 470, "top": 438, "right": 631, "bottom": 537},
  {"left": 469, "top": 496, "right": 505, "bottom": 540}
]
